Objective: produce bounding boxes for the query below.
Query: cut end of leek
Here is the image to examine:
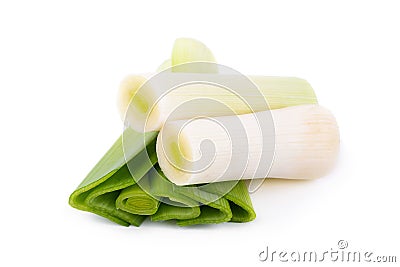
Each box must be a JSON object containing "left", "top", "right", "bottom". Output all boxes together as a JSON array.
[
  {"left": 157, "top": 104, "right": 340, "bottom": 185},
  {"left": 171, "top": 38, "right": 217, "bottom": 72},
  {"left": 269, "top": 104, "right": 340, "bottom": 180},
  {"left": 158, "top": 38, "right": 217, "bottom": 72},
  {"left": 117, "top": 74, "right": 148, "bottom": 121},
  {"left": 117, "top": 74, "right": 163, "bottom": 131},
  {"left": 156, "top": 122, "right": 194, "bottom": 185}
]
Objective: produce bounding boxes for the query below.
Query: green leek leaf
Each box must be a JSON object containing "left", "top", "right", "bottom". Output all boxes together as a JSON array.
[{"left": 69, "top": 129, "right": 256, "bottom": 226}]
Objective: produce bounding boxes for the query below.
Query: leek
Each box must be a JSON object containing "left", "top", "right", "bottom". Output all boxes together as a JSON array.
[
  {"left": 69, "top": 128, "right": 256, "bottom": 226},
  {"left": 70, "top": 37, "right": 332, "bottom": 227},
  {"left": 157, "top": 104, "right": 340, "bottom": 185},
  {"left": 119, "top": 38, "right": 317, "bottom": 133},
  {"left": 119, "top": 73, "right": 317, "bottom": 132}
]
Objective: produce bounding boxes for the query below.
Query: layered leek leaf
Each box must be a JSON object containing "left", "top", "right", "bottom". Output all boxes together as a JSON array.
[{"left": 69, "top": 128, "right": 256, "bottom": 226}]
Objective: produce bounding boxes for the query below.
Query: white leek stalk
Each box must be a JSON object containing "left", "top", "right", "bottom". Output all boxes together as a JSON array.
[
  {"left": 156, "top": 104, "right": 339, "bottom": 185},
  {"left": 119, "top": 37, "right": 317, "bottom": 132},
  {"left": 118, "top": 73, "right": 318, "bottom": 132}
]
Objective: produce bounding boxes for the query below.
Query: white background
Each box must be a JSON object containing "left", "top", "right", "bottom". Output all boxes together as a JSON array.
[{"left": 1, "top": 0, "right": 399, "bottom": 266}]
